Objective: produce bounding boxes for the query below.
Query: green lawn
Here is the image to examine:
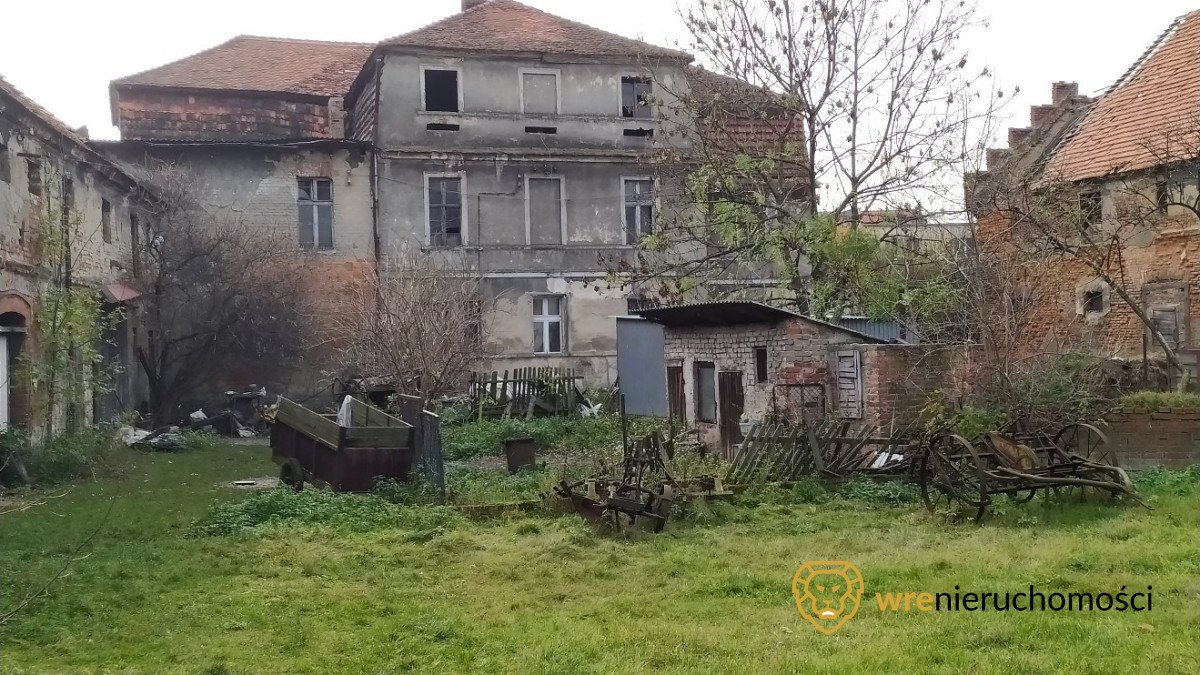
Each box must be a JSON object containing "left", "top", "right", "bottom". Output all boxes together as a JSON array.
[{"left": 1, "top": 444, "right": 1197, "bottom": 674}]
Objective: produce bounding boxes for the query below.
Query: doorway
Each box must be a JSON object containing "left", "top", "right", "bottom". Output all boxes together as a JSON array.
[{"left": 717, "top": 370, "right": 745, "bottom": 456}]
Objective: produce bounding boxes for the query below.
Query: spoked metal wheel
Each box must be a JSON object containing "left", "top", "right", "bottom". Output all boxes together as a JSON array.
[
  {"left": 919, "top": 434, "right": 992, "bottom": 521},
  {"left": 1053, "top": 423, "right": 1125, "bottom": 501}
]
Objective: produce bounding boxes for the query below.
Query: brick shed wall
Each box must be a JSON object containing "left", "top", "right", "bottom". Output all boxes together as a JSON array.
[
  {"left": 859, "top": 344, "right": 982, "bottom": 431},
  {"left": 1104, "top": 410, "right": 1200, "bottom": 469},
  {"left": 661, "top": 317, "right": 867, "bottom": 447}
]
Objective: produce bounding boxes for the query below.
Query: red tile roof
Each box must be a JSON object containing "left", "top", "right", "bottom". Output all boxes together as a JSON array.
[
  {"left": 382, "top": 0, "right": 690, "bottom": 61},
  {"left": 1045, "top": 11, "right": 1200, "bottom": 182},
  {"left": 112, "top": 35, "right": 373, "bottom": 97}
]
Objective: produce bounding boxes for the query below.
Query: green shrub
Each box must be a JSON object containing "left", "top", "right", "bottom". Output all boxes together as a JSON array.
[
  {"left": 1134, "top": 467, "right": 1200, "bottom": 496},
  {"left": 442, "top": 415, "right": 623, "bottom": 460},
  {"left": 445, "top": 466, "right": 554, "bottom": 505},
  {"left": 1118, "top": 390, "right": 1200, "bottom": 412},
  {"left": 193, "top": 488, "right": 464, "bottom": 536},
  {"left": 1, "top": 427, "right": 126, "bottom": 486}
]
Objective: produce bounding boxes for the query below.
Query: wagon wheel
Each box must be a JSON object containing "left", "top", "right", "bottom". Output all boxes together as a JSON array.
[
  {"left": 1053, "top": 423, "right": 1124, "bottom": 501},
  {"left": 279, "top": 458, "right": 304, "bottom": 491},
  {"left": 919, "top": 434, "right": 991, "bottom": 521}
]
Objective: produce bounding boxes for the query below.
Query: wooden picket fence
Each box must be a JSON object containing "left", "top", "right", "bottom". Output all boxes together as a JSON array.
[
  {"left": 470, "top": 367, "right": 584, "bottom": 420},
  {"left": 725, "top": 420, "right": 916, "bottom": 484}
]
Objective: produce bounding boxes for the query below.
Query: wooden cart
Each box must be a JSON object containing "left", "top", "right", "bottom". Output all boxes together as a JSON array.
[
  {"left": 271, "top": 397, "right": 413, "bottom": 492},
  {"left": 918, "top": 423, "right": 1140, "bottom": 521}
]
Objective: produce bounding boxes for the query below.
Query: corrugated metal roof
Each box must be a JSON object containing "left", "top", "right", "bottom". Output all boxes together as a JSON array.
[{"left": 633, "top": 302, "right": 887, "bottom": 342}]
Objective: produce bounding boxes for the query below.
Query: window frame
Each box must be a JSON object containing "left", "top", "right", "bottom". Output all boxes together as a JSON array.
[
  {"left": 524, "top": 175, "right": 567, "bottom": 246},
  {"left": 518, "top": 68, "right": 562, "bottom": 115},
  {"left": 694, "top": 361, "right": 717, "bottom": 423},
  {"left": 754, "top": 346, "right": 769, "bottom": 384},
  {"left": 621, "top": 176, "right": 655, "bottom": 244},
  {"left": 296, "top": 177, "right": 334, "bottom": 251},
  {"left": 424, "top": 171, "right": 468, "bottom": 247},
  {"left": 101, "top": 198, "right": 112, "bottom": 244},
  {"left": 1079, "top": 189, "right": 1102, "bottom": 230},
  {"left": 420, "top": 65, "right": 464, "bottom": 114},
  {"left": 532, "top": 294, "right": 566, "bottom": 355},
  {"left": 619, "top": 75, "right": 653, "bottom": 119}
]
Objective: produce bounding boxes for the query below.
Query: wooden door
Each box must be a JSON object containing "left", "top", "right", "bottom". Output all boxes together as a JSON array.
[
  {"left": 667, "top": 366, "right": 685, "bottom": 421},
  {"left": 835, "top": 351, "right": 863, "bottom": 419},
  {"left": 718, "top": 371, "right": 745, "bottom": 455}
]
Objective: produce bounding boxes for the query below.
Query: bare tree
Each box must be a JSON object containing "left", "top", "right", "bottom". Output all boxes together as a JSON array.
[
  {"left": 129, "top": 165, "right": 310, "bottom": 423},
  {"left": 620, "top": 0, "right": 1006, "bottom": 311},
  {"left": 324, "top": 248, "right": 494, "bottom": 406}
]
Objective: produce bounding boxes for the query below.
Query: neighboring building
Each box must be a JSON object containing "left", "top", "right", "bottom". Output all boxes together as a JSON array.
[
  {"left": 1, "top": 76, "right": 153, "bottom": 431},
  {"left": 973, "top": 12, "right": 1200, "bottom": 385},
  {"left": 104, "top": 0, "right": 741, "bottom": 396}
]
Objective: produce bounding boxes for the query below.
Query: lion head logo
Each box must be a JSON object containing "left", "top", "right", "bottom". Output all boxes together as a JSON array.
[{"left": 792, "top": 561, "right": 864, "bottom": 635}]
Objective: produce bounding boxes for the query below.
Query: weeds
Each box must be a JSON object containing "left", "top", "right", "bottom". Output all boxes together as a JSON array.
[
  {"left": 1118, "top": 390, "right": 1200, "bottom": 412},
  {"left": 192, "top": 489, "right": 464, "bottom": 536},
  {"left": 0, "top": 427, "right": 128, "bottom": 487}
]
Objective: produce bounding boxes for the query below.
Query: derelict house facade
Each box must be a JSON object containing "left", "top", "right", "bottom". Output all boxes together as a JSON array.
[{"left": 100, "top": 0, "right": 710, "bottom": 398}]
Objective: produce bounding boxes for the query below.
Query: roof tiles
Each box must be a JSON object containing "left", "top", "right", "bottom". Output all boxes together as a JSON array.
[
  {"left": 1045, "top": 11, "right": 1200, "bottom": 182},
  {"left": 112, "top": 35, "right": 373, "bottom": 97}
]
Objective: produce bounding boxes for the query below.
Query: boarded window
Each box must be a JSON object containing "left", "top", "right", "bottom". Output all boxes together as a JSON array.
[
  {"left": 297, "top": 178, "right": 334, "bottom": 250},
  {"left": 624, "top": 178, "right": 654, "bottom": 242},
  {"left": 667, "top": 365, "right": 685, "bottom": 420},
  {"left": 533, "top": 296, "right": 564, "bottom": 354},
  {"left": 424, "top": 69, "right": 459, "bottom": 113},
  {"left": 754, "top": 346, "right": 769, "bottom": 383},
  {"left": 101, "top": 199, "right": 112, "bottom": 244},
  {"left": 621, "top": 76, "right": 652, "bottom": 118},
  {"left": 521, "top": 72, "right": 558, "bottom": 115},
  {"left": 835, "top": 351, "right": 863, "bottom": 419},
  {"left": 527, "top": 177, "right": 563, "bottom": 245},
  {"left": 695, "top": 361, "right": 716, "bottom": 423},
  {"left": 428, "top": 176, "right": 463, "bottom": 246},
  {"left": 1150, "top": 307, "right": 1180, "bottom": 350}
]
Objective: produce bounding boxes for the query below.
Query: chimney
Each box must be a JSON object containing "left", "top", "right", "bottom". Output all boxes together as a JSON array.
[
  {"left": 1051, "top": 81, "right": 1079, "bottom": 106},
  {"left": 462, "top": 0, "right": 488, "bottom": 10}
]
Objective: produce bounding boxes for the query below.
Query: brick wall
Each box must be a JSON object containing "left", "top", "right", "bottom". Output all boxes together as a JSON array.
[
  {"left": 1104, "top": 409, "right": 1200, "bottom": 469},
  {"left": 116, "top": 88, "right": 337, "bottom": 141},
  {"left": 859, "top": 344, "right": 982, "bottom": 430}
]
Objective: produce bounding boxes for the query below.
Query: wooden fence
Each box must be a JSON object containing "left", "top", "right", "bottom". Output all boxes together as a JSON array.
[{"left": 470, "top": 367, "right": 583, "bottom": 420}]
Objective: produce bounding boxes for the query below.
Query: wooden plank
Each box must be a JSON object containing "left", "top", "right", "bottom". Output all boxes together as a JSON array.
[{"left": 276, "top": 398, "right": 340, "bottom": 449}]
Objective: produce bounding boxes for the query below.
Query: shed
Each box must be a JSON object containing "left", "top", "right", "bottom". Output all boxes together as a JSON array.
[{"left": 624, "top": 302, "right": 887, "bottom": 454}]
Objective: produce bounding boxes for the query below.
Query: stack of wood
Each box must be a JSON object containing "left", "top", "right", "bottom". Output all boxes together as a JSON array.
[{"left": 725, "top": 420, "right": 915, "bottom": 484}]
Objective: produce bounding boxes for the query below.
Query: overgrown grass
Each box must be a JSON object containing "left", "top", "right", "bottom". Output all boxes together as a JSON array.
[
  {"left": 0, "top": 427, "right": 131, "bottom": 486},
  {"left": 1, "top": 444, "right": 1197, "bottom": 674},
  {"left": 441, "top": 414, "right": 624, "bottom": 460},
  {"left": 1118, "top": 390, "right": 1200, "bottom": 412}
]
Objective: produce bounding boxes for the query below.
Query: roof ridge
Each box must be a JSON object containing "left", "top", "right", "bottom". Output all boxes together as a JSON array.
[
  {"left": 1101, "top": 12, "right": 1188, "bottom": 96},
  {"left": 112, "top": 35, "right": 245, "bottom": 86},
  {"left": 380, "top": 0, "right": 505, "bottom": 45},
  {"left": 231, "top": 34, "right": 374, "bottom": 48}
]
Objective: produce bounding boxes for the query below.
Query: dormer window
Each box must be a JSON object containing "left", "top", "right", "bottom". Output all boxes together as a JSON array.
[
  {"left": 621, "top": 76, "right": 652, "bottom": 119},
  {"left": 423, "top": 67, "right": 461, "bottom": 113}
]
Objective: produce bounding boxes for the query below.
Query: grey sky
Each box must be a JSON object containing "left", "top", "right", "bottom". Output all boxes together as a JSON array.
[{"left": 1, "top": 0, "right": 1195, "bottom": 143}]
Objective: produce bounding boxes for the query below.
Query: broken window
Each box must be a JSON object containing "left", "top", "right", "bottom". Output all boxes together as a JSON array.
[
  {"left": 533, "top": 296, "right": 564, "bottom": 354},
  {"left": 26, "top": 158, "right": 41, "bottom": 197},
  {"left": 621, "top": 76, "right": 652, "bottom": 119},
  {"left": 101, "top": 199, "right": 112, "bottom": 244},
  {"left": 297, "top": 178, "right": 333, "bottom": 250},
  {"left": 1155, "top": 177, "right": 1170, "bottom": 214},
  {"left": 1150, "top": 307, "right": 1180, "bottom": 350},
  {"left": 427, "top": 176, "right": 463, "bottom": 247},
  {"left": 1079, "top": 190, "right": 1102, "bottom": 229},
  {"left": 521, "top": 71, "right": 558, "bottom": 115},
  {"left": 1083, "top": 290, "right": 1105, "bottom": 316},
  {"left": 624, "top": 178, "right": 654, "bottom": 243},
  {"left": 695, "top": 361, "right": 717, "bottom": 423},
  {"left": 754, "top": 346, "right": 769, "bottom": 383},
  {"left": 527, "top": 177, "right": 563, "bottom": 245},
  {"left": 424, "top": 68, "right": 460, "bottom": 113}
]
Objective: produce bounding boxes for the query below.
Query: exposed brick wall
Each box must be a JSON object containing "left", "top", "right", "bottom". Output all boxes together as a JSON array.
[
  {"left": 859, "top": 344, "right": 982, "bottom": 430},
  {"left": 1104, "top": 410, "right": 1200, "bottom": 469},
  {"left": 115, "top": 88, "right": 337, "bottom": 141}
]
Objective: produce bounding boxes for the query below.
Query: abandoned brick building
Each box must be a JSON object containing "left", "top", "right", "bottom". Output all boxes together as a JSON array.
[
  {"left": 100, "top": 0, "right": 749, "bottom": 400},
  {"left": 974, "top": 10, "right": 1200, "bottom": 386},
  {"left": 616, "top": 302, "right": 978, "bottom": 453},
  {"left": 0, "top": 76, "right": 154, "bottom": 432}
]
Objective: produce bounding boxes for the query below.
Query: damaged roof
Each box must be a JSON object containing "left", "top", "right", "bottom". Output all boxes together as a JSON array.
[
  {"left": 381, "top": 0, "right": 691, "bottom": 61},
  {"left": 633, "top": 302, "right": 887, "bottom": 342},
  {"left": 1044, "top": 11, "right": 1200, "bottom": 181},
  {"left": 112, "top": 35, "right": 374, "bottom": 97}
]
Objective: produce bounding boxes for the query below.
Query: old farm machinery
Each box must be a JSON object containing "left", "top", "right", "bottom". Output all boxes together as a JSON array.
[
  {"left": 554, "top": 431, "right": 682, "bottom": 532},
  {"left": 918, "top": 422, "right": 1142, "bottom": 520}
]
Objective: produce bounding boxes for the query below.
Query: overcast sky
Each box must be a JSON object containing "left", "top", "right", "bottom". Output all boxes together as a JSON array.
[{"left": 1, "top": 0, "right": 1195, "bottom": 143}]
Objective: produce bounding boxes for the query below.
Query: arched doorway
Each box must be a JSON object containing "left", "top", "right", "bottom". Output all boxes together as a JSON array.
[{"left": 1, "top": 301, "right": 31, "bottom": 431}]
